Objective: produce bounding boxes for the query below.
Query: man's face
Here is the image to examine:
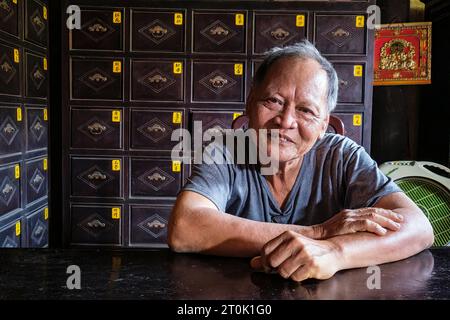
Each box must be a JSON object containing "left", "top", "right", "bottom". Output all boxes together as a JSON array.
[{"left": 247, "top": 57, "right": 330, "bottom": 164}]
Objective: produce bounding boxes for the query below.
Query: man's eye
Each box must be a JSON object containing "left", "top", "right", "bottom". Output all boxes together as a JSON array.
[
  {"left": 266, "top": 97, "right": 282, "bottom": 105},
  {"left": 296, "top": 107, "right": 313, "bottom": 114}
]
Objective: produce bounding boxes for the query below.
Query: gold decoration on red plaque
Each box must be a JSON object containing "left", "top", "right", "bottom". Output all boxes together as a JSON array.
[{"left": 373, "top": 22, "right": 431, "bottom": 86}]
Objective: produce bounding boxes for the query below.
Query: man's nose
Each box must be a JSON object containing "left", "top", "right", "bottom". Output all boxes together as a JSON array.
[{"left": 275, "top": 107, "right": 298, "bottom": 129}]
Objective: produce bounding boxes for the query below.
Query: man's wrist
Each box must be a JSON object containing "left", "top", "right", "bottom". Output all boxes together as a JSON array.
[{"left": 296, "top": 224, "right": 323, "bottom": 240}]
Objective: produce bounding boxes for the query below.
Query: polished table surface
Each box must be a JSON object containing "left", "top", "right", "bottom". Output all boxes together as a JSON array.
[{"left": 0, "top": 248, "right": 448, "bottom": 300}]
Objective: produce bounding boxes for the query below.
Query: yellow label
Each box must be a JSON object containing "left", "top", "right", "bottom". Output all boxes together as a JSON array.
[
  {"left": 13, "top": 0, "right": 17, "bottom": 4},
  {"left": 112, "top": 110, "right": 121, "bottom": 122},
  {"left": 112, "top": 207, "right": 121, "bottom": 220},
  {"left": 15, "top": 221, "right": 21, "bottom": 236},
  {"left": 174, "top": 13, "right": 183, "bottom": 25},
  {"left": 172, "top": 161, "right": 181, "bottom": 173},
  {"left": 234, "top": 63, "right": 243, "bottom": 76},
  {"left": 173, "top": 62, "right": 182, "bottom": 74},
  {"left": 15, "top": 164, "right": 20, "bottom": 179},
  {"left": 43, "top": 158, "right": 48, "bottom": 171},
  {"left": 44, "top": 208, "right": 49, "bottom": 220},
  {"left": 172, "top": 112, "right": 182, "bottom": 124},
  {"left": 16, "top": 107, "right": 22, "bottom": 121},
  {"left": 356, "top": 15, "right": 365, "bottom": 28},
  {"left": 43, "top": 108, "right": 48, "bottom": 121},
  {"left": 113, "top": 11, "right": 121, "bottom": 24},
  {"left": 112, "top": 159, "right": 121, "bottom": 171},
  {"left": 43, "top": 6, "right": 47, "bottom": 20},
  {"left": 43, "top": 58, "right": 47, "bottom": 70},
  {"left": 354, "top": 65, "right": 363, "bottom": 77},
  {"left": 13, "top": 49, "right": 19, "bottom": 63},
  {"left": 353, "top": 114, "right": 362, "bottom": 126},
  {"left": 233, "top": 112, "right": 242, "bottom": 120},
  {"left": 113, "top": 61, "right": 121, "bottom": 73},
  {"left": 296, "top": 15, "right": 305, "bottom": 27},
  {"left": 235, "top": 13, "right": 244, "bottom": 26}
]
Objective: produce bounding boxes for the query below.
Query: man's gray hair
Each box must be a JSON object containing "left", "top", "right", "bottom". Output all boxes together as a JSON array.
[{"left": 253, "top": 40, "right": 339, "bottom": 113}]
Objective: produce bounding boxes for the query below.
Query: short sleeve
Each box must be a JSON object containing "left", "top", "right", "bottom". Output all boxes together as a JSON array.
[{"left": 343, "top": 143, "right": 402, "bottom": 209}]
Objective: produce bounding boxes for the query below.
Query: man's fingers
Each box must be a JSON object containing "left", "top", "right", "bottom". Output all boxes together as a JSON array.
[
  {"left": 356, "top": 219, "right": 387, "bottom": 236},
  {"left": 290, "top": 264, "right": 310, "bottom": 282},
  {"left": 251, "top": 256, "right": 274, "bottom": 273}
]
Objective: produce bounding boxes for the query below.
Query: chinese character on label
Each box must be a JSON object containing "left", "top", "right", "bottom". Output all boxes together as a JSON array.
[
  {"left": 112, "top": 160, "right": 121, "bottom": 171},
  {"left": 172, "top": 161, "right": 181, "bottom": 172},
  {"left": 353, "top": 114, "right": 362, "bottom": 126},
  {"left": 235, "top": 13, "right": 244, "bottom": 26},
  {"left": 296, "top": 15, "right": 305, "bottom": 27},
  {"left": 113, "top": 11, "right": 121, "bottom": 24},
  {"left": 112, "top": 208, "right": 121, "bottom": 219},
  {"left": 174, "top": 13, "right": 183, "bottom": 25},
  {"left": 173, "top": 62, "right": 182, "bottom": 74},
  {"left": 172, "top": 112, "right": 182, "bottom": 124},
  {"left": 234, "top": 64, "right": 243, "bottom": 76},
  {"left": 112, "top": 110, "right": 121, "bottom": 122}
]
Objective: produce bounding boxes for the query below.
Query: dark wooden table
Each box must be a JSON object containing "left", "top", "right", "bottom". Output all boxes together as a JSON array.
[{"left": 0, "top": 248, "right": 448, "bottom": 300}]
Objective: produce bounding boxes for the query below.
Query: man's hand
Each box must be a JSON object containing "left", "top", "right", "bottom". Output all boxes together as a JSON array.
[
  {"left": 314, "top": 208, "right": 403, "bottom": 239},
  {"left": 250, "top": 231, "right": 342, "bottom": 281}
]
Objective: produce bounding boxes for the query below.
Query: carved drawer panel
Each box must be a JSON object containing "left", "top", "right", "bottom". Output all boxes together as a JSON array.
[
  {"left": 0, "top": 219, "right": 20, "bottom": 248},
  {"left": 0, "top": 0, "right": 19, "bottom": 37},
  {"left": 129, "top": 205, "right": 171, "bottom": 247},
  {"left": 130, "top": 109, "right": 183, "bottom": 151},
  {"left": 192, "top": 61, "right": 245, "bottom": 103},
  {"left": 70, "top": 8, "right": 124, "bottom": 51},
  {"left": 26, "top": 51, "right": 48, "bottom": 99},
  {"left": 26, "top": 206, "right": 48, "bottom": 248},
  {"left": 71, "top": 157, "right": 122, "bottom": 198},
  {"left": 0, "top": 43, "right": 21, "bottom": 97},
  {"left": 25, "top": 0, "right": 48, "bottom": 47},
  {"left": 71, "top": 107, "right": 122, "bottom": 150},
  {"left": 26, "top": 157, "right": 47, "bottom": 205},
  {"left": 315, "top": 14, "right": 366, "bottom": 55},
  {"left": 330, "top": 112, "right": 363, "bottom": 145},
  {"left": 71, "top": 204, "right": 121, "bottom": 245},
  {"left": 131, "top": 10, "right": 185, "bottom": 52},
  {"left": 130, "top": 158, "right": 181, "bottom": 198},
  {"left": 0, "top": 106, "right": 23, "bottom": 157},
  {"left": 131, "top": 59, "right": 184, "bottom": 102},
  {"left": 333, "top": 63, "right": 365, "bottom": 104},
  {"left": 193, "top": 11, "right": 246, "bottom": 53},
  {"left": 191, "top": 110, "right": 242, "bottom": 144},
  {"left": 26, "top": 106, "right": 48, "bottom": 151},
  {"left": 71, "top": 57, "right": 123, "bottom": 101},
  {"left": 254, "top": 12, "right": 307, "bottom": 54},
  {"left": 0, "top": 164, "right": 21, "bottom": 216}
]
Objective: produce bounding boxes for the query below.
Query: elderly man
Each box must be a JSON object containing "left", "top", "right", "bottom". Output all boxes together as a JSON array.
[{"left": 168, "top": 40, "right": 434, "bottom": 282}]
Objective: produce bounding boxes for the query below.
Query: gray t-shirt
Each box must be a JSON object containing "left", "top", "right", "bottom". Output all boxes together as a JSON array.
[{"left": 182, "top": 133, "right": 402, "bottom": 226}]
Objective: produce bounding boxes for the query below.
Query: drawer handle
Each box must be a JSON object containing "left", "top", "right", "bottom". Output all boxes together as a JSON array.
[
  {"left": 148, "top": 172, "right": 166, "bottom": 182},
  {"left": 209, "top": 25, "right": 229, "bottom": 36},
  {"left": 1, "top": 61, "right": 13, "bottom": 74},
  {"left": 332, "top": 28, "right": 350, "bottom": 37},
  {"left": 206, "top": 125, "right": 224, "bottom": 136},
  {"left": 33, "top": 69, "right": 45, "bottom": 81},
  {"left": 148, "top": 74, "right": 167, "bottom": 83},
  {"left": 32, "top": 175, "right": 43, "bottom": 184},
  {"left": 270, "top": 27, "right": 290, "bottom": 40},
  {"left": 147, "top": 220, "right": 166, "bottom": 229},
  {"left": 33, "top": 121, "right": 44, "bottom": 131},
  {"left": 147, "top": 123, "right": 166, "bottom": 133},
  {"left": 87, "top": 219, "right": 106, "bottom": 228},
  {"left": 3, "top": 123, "right": 15, "bottom": 134},
  {"left": 87, "top": 171, "right": 107, "bottom": 180},
  {"left": 87, "top": 122, "right": 107, "bottom": 135},
  {"left": 88, "top": 73, "right": 108, "bottom": 83},
  {"left": 2, "top": 183, "right": 13, "bottom": 195},
  {"left": 32, "top": 15, "right": 45, "bottom": 29},
  {"left": 0, "top": 1, "right": 12, "bottom": 13},
  {"left": 34, "top": 225, "right": 44, "bottom": 236},
  {"left": 88, "top": 23, "right": 108, "bottom": 33},
  {"left": 149, "top": 25, "right": 168, "bottom": 38},
  {"left": 339, "top": 79, "right": 348, "bottom": 86},
  {"left": 209, "top": 75, "right": 228, "bottom": 88}
]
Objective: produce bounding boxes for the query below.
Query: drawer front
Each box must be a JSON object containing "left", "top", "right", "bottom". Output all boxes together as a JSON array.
[
  {"left": 0, "top": 0, "right": 19, "bottom": 37},
  {"left": 0, "top": 106, "right": 23, "bottom": 156},
  {"left": 192, "top": 61, "right": 245, "bottom": 103},
  {"left": 0, "top": 43, "right": 21, "bottom": 97},
  {"left": 191, "top": 111, "right": 240, "bottom": 142},
  {"left": 26, "top": 51, "right": 48, "bottom": 98},
  {"left": 131, "top": 59, "right": 184, "bottom": 102},
  {"left": 0, "top": 220, "right": 20, "bottom": 248},
  {"left": 26, "top": 157, "right": 47, "bottom": 205},
  {"left": 71, "top": 108, "right": 122, "bottom": 150},
  {"left": 315, "top": 14, "right": 366, "bottom": 55},
  {"left": 71, "top": 157, "right": 122, "bottom": 198},
  {"left": 129, "top": 205, "right": 171, "bottom": 246},
  {"left": 71, "top": 58, "right": 123, "bottom": 101},
  {"left": 70, "top": 8, "right": 124, "bottom": 51},
  {"left": 334, "top": 63, "right": 365, "bottom": 104},
  {"left": 71, "top": 204, "right": 121, "bottom": 245},
  {"left": 130, "top": 158, "right": 181, "bottom": 198},
  {"left": 25, "top": 0, "right": 48, "bottom": 47},
  {"left": 254, "top": 12, "right": 307, "bottom": 54},
  {"left": 131, "top": 10, "right": 185, "bottom": 52},
  {"left": 26, "top": 106, "right": 48, "bottom": 151},
  {"left": 331, "top": 112, "right": 363, "bottom": 145},
  {"left": 130, "top": 109, "right": 183, "bottom": 151},
  {"left": 26, "top": 206, "right": 48, "bottom": 247},
  {"left": 0, "top": 164, "right": 21, "bottom": 216},
  {"left": 193, "top": 11, "right": 246, "bottom": 53}
]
